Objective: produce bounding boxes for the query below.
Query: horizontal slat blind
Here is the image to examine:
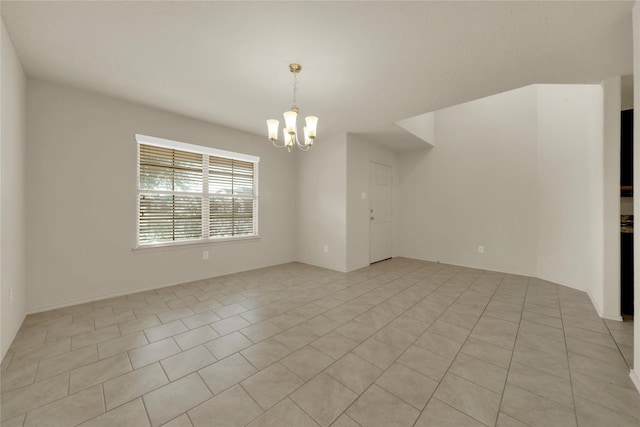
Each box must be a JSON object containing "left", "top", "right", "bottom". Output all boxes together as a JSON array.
[
  {"left": 139, "top": 194, "right": 202, "bottom": 244},
  {"left": 137, "top": 140, "right": 257, "bottom": 246},
  {"left": 139, "top": 144, "right": 203, "bottom": 192},
  {"left": 209, "top": 157, "right": 254, "bottom": 195},
  {"left": 209, "top": 157, "right": 255, "bottom": 238},
  {"left": 210, "top": 197, "right": 256, "bottom": 237}
]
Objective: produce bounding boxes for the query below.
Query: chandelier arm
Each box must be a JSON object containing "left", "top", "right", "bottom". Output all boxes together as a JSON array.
[
  {"left": 295, "top": 134, "right": 309, "bottom": 150},
  {"left": 271, "top": 139, "right": 288, "bottom": 148}
]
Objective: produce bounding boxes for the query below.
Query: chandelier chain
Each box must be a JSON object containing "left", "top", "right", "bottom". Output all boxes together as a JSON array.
[{"left": 292, "top": 72, "right": 298, "bottom": 107}]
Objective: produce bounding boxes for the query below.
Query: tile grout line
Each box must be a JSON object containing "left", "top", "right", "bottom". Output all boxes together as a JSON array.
[
  {"left": 489, "top": 277, "right": 530, "bottom": 427},
  {"left": 602, "top": 317, "right": 634, "bottom": 371},
  {"left": 139, "top": 388, "right": 154, "bottom": 427},
  {"left": 237, "top": 381, "right": 269, "bottom": 424},
  {"left": 156, "top": 337, "right": 179, "bottom": 382},
  {"left": 557, "top": 287, "right": 581, "bottom": 427},
  {"left": 100, "top": 383, "right": 108, "bottom": 423},
  {"left": 429, "top": 396, "right": 493, "bottom": 426}
]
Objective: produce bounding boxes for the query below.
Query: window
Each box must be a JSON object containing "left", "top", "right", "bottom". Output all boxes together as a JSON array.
[{"left": 136, "top": 134, "right": 259, "bottom": 247}]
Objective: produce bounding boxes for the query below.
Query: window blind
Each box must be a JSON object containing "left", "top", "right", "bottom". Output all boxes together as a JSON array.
[
  {"left": 209, "top": 157, "right": 256, "bottom": 238},
  {"left": 137, "top": 138, "right": 258, "bottom": 246}
]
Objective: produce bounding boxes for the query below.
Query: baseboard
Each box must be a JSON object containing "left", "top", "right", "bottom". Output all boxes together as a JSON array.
[
  {"left": 26, "top": 259, "right": 299, "bottom": 315},
  {"left": 585, "top": 290, "right": 622, "bottom": 322},
  {"left": 534, "top": 275, "right": 605, "bottom": 319},
  {"left": 630, "top": 369, "right": 640, "bottom": 393},
  {"left": 26, "top": 279, "right": 193, "bottom": 314},
  {"left": 1, "top": 311, "right": 26, "bottom": 363},
  {"left": 585, "top": 290, "right": 604, "bottom": 318}
]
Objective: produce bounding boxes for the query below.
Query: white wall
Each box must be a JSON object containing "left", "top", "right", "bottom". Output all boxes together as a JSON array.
[
  {"left": 631, "top": 0, "right": 640, "bottom": 393},
  {"left": 26, "top": 79, "right": 298, "bottom": 312},
  {"left": 395, "top": 112, "right": 436, "bottom": 147},
  {"left": 622, "top": 74, "right": 634, "bottom": 111},
  {"left": 296, "top": 133, "right": 348, "bottom": 272},
  {"left": 1, "top": 19, "right": 28, "bottom": 360},
  {"left": 601, "top": 77, "right": 622, "bottom": 320},
  {"left": 536, "top": 85, "right": 604, "bottom": 299},
  {"left": 397, "top": 84, "right": 606, "bottom": 298},
  {"left": 346, "top": 134, "right": 398, "bottom": 272},
  {"left": 296, "top": 132, "right": 399, "bottom": 273},
  {"left": 397, "top": 85, "right": 539, "bottom": 276}
]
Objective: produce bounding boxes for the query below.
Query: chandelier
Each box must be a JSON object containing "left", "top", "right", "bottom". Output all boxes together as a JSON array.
[{"left": 266, "top": 63, "right": 318, "bottom": 152}]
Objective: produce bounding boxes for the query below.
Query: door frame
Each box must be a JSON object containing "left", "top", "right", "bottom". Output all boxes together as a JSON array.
[{"left": 369, "top": 161, "right": 394, "bottom": 264}]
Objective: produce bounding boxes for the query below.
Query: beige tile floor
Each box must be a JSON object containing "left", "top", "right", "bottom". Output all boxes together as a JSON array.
[{"left": 1, "top": 258, "right": 639, "bottom": 426}]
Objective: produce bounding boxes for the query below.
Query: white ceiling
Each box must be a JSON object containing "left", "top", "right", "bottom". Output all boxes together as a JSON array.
[{"left": 1, "top": 1, "right": 635, "bottom": 150}]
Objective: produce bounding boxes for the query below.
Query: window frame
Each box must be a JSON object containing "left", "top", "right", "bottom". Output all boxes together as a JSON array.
[{"left": 135, "top": 134, "right": 260, "bottom": 249}]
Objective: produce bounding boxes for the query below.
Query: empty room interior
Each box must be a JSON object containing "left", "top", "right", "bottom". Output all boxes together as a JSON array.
[{"left": 2, "top": 1, "right": 640, "bottom": 426}]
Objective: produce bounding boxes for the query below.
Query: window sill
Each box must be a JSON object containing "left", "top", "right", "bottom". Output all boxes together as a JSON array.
[{"left": 132, "top": 235, "right": 260, "bottom": 253}]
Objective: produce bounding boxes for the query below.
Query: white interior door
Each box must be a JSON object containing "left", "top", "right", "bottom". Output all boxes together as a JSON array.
[{"left": 370, "top": 162, "right": 393, "bottom": 263}]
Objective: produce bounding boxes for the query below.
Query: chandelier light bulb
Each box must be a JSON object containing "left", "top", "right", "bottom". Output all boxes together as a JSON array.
[
  {"left": 305, "top": 116, "right": 318, "bottom": 139},
  {"left": 304, "top": 127, "right": 312, "bottom": 146},
  {"left": 283, "top": 110, "right": 297, "bottom": 135},
  {"left": 266, "top": 119, "right": 279, "bottom": 141}
]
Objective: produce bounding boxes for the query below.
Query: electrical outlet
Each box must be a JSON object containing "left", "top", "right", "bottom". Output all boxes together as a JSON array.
[
  {"left": 478, "top": 245, "right": 485, "bottom": 254},
  {"left": 202, "top": 251, "right": 209, "bottom": 260},
  {"left": 324, "top": 245, "right": 329, "bottom": 253}
]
